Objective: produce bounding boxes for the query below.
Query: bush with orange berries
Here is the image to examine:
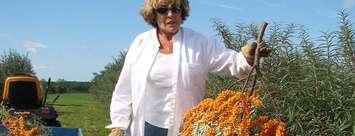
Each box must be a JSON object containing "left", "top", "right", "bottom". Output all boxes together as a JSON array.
[
  {"left": 181, "top": 90, "right": 286, "bottom": 136},
  {"left": 0, "top": 108, "right": 47, "bottom": 136}
]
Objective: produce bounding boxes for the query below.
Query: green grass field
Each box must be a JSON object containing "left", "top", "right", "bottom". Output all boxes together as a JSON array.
[{"left": 47, "top": 93, "right": 110, "bottom": 136}]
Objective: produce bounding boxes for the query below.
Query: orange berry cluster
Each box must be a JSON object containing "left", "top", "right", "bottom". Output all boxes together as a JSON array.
[
  {"left": 181, "top": 90, "right": 286, "bottom": 136},
  {"left": 2, "top": 112, "right": 42, "bottom": 136}
]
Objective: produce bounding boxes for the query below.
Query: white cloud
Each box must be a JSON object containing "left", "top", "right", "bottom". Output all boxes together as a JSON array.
[
  {"left": 198, "top": 1, "right": 243, "bottom": 11},
  {"left": 33, "top": 64, "right": 48, "bottom": 70},
  {"left": 0, "top": 33, "right": 14, "bottom": 41},
  {"left": 344, "top": 0, "right": 355, "bottom": 8},
  {"left": 79, "top": 40, "right": 90, "bottom": 50},
  {"left": 218, "top": 4, "right": 243, "bottom": 11},
  {"left": 258, "top": 0, "right": 282, "bottom": 8},
  {"left": 23, "top": 40, "right": 47, "bottom": 53},
  {"left": 0, "top": 33, "right": 10, "bottom": 38},
  {"left": 79, "top": 45, "right": 89, "bottom": 49}
]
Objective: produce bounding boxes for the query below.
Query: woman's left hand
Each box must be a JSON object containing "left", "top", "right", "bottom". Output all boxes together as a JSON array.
[{"left": 241, "top": 41, "right": 271, "bottom": 65}]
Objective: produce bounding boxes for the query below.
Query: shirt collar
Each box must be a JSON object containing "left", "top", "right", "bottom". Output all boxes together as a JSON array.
[
  {"left": 172, "top": 27, "right": 182, "bottom": 42},
  {"left": 151, "top": 27, "right": 183, "bottom": 49}
]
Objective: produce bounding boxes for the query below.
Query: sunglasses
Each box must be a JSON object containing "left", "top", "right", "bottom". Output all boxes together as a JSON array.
[{"left": 155, "top": 6, "right": 181, "bottom": 14}]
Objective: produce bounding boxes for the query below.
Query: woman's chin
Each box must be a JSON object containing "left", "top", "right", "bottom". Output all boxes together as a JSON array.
[{"left": 168, "top": 28, "right": 179, "bottom": 34}]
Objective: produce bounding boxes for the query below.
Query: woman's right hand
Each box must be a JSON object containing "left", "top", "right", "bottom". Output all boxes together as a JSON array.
[{"left": 108, "top": 128, "right": 124, "bottom": 136}]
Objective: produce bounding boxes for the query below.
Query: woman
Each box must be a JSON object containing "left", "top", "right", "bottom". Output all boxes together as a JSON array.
[{"left": 107, "top": 0, "right": 269, "bottom": 135}]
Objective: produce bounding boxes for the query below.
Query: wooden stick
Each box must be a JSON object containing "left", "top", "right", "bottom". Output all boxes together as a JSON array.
[
  {"left": 249, "top": 21, "right": 268, "bottom": 97},
  {"left": 240, "top": 21, "right": 268, "bottom": 96}
]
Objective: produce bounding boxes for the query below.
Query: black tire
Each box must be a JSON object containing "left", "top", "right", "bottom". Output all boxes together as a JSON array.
[{"left": 45, "top": 119, "right": 61, "bottom": 127}]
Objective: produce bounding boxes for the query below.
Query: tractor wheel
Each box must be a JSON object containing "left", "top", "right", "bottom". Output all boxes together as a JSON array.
[{"left": 45, "top": 119, "right": 61, "bottom": 127}]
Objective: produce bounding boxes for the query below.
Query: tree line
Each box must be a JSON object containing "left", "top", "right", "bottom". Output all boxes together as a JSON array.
[
  {"left": 0, "top": 49, "right": 90, "bottom": 94},
  {"left": 41, "top": 79, "right": 90, "bottom": 94},
  {"left": 89, "top": 10, "right": 354, "bottom": 135}
]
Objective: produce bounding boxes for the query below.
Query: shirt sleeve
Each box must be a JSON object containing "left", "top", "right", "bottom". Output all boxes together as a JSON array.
[
  {"left": 106, "top": 35, "right": 143, "bottom": 130},
  {"left": 207, "top": 38, "right": 252, "bottom": 78},
  {"left": 106, "top": 58, "right": 133, "bottom": 130}
]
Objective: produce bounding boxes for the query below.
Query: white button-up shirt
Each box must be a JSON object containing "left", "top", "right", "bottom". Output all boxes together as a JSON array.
[{"left": 107, "top": 27, "right": 252, "bottom": 136}]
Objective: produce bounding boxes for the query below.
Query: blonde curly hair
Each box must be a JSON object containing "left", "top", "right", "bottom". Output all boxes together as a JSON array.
[{"left": 140, "top": 0, "right": 190, "bottom": 28}]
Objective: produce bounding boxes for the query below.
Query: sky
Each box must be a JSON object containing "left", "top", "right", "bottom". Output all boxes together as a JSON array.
[{"left": 0, "top": 0, "right": 354, "bottom": 81}]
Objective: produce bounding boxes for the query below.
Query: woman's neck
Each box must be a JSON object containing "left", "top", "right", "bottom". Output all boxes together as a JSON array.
[
  {"left": 157, "top": 29, "right": 176, "bottom": 54},
  {"left": 157, "top": 29, "right": 174, "bottom": 41}
]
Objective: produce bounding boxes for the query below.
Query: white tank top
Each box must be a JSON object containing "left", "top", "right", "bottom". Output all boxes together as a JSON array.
[{"left": 144, "top": 52, "right": 175, "bottom": 128}]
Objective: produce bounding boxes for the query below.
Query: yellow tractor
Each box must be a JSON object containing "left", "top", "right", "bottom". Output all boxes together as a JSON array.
[
  {"left": 1, "top": 74, "right": 60, "bottom": 127},
  {"left": 0, "top": 74, "right": 83, "bottom": 135}
]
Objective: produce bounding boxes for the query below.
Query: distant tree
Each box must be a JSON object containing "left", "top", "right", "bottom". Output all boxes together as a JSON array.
[
  {"left": 0, "top": 49, "right": 34, "bottom": 90},
  {"left": 89, "top": 50, "right": 127, "bottom": 113},
  {"left": 53, "top": 79, "right": 67, "bottom": 93}
]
